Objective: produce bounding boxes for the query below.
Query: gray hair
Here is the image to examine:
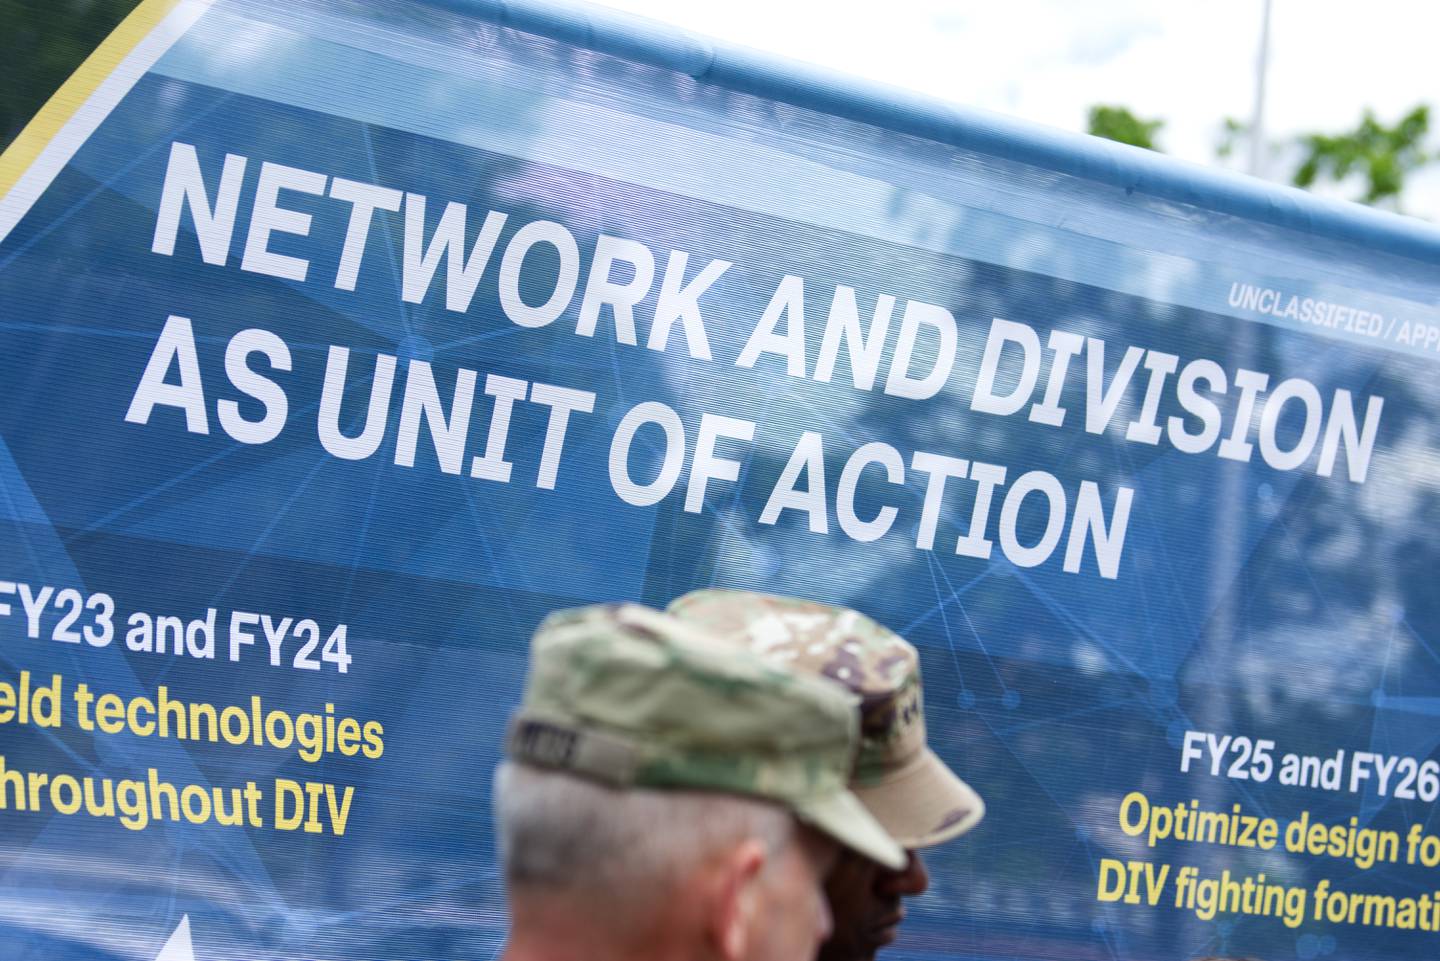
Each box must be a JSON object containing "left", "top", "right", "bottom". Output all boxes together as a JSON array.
[{"left": 494, "top": 761, "right": 797, "bottom": 893}]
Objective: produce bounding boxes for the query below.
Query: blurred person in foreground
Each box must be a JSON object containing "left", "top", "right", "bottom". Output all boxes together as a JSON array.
[
  {"left": 494, "top": 602, "right": 906, "bottom": 961},
  {"left": 669, "top": 591, "right": 986, "bottom": 961}
]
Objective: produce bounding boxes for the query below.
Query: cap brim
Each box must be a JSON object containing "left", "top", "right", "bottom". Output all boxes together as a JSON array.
[
  {"left": 794, "top": 789, "right": 906, "bottom": 870},
  {"left": 853, "top": 747, "right": 985, "bottom": 848}
]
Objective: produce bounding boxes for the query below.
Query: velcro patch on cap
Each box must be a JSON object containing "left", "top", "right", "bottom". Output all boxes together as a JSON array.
[
  {"left": 510, "top": 718, "right": 579, "bottom": 767},
  {"left": 506, "top": 716, "right": 643, "bottom": 786},
  {"left": 862, "top": 681, "right": 925, "bottom": 742}
]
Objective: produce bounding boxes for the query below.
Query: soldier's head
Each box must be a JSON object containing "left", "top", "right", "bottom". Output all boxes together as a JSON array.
[
  {"left": 495, "top": 603, "right": 905, "bottom": 961},
  {"left": 668, "top": 591, "right": 985, "bottom": 961}
]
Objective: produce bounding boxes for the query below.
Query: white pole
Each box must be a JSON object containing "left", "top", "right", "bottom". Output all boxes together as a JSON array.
[{"left": 1247, "top": 0, "right": 1273, "bottom": 177}]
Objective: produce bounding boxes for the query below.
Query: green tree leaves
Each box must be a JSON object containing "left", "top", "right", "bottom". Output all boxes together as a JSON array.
[
  {"left": 1087, "top": 105, "right": 1165, "bottom": 151},
  {"left": 1090, "top": 102, "right": 1435, "bottom": 214},
  {"left": 1293, "top": 105, "right": 1432, "bottom": 209}
]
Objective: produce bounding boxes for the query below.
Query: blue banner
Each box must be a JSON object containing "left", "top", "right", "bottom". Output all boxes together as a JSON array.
[{"left": 3, "top": 1, "right": 1440, "bottom": 959}]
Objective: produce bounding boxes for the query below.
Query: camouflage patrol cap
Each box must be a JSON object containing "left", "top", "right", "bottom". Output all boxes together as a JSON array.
[
  {"left": 667, "top": 590, "right": 985, "bottom": 849},
  {"left": 506, "top": 602, "right": 905, "bottom": 870}
]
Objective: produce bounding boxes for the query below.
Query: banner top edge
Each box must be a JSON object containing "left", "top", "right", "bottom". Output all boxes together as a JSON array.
[{"left": 416, "top": 0, "right": 1440, "bottom": 266}]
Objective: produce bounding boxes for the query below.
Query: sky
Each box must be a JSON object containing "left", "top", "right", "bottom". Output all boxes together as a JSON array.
[{"left": 589, "top": 0, "right": 1440, "bottom": 222}]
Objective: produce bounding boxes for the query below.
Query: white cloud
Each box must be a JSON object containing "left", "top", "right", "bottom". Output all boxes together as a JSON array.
[{"left": 590, "top": 0, "right": 1440, "bottom": 220}]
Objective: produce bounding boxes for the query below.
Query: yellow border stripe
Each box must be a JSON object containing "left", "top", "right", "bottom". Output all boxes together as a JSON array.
[{"left": 0, "top": 0, "right": 188, "bottom": 200}]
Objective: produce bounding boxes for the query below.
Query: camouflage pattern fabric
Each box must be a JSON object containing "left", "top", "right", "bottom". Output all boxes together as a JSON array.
[
  {"left": 506, "top": 601, "right": 906, "bottom": 868},
  {"left": 668, "top": 591, "right": 985, "bottom": 849}
]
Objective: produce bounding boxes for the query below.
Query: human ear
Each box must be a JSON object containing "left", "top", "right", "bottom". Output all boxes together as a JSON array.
[{"left": 712, "top": 838, "right": 768, "bottom": 961}]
